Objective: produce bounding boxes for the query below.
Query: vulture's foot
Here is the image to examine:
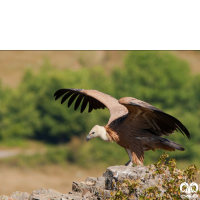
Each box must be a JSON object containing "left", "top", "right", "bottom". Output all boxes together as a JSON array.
[{"left": 125, "top": 160, "right": 133, "bottom": 166}]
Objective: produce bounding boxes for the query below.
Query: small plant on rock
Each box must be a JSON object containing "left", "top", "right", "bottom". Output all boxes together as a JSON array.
[{"left": 110, "top": 152, "right": 199, "bottom": 200}]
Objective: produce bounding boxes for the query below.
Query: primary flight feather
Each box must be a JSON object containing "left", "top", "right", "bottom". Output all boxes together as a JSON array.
[{"left": 54, "top": 88, "right": 190, "bottom": 166}]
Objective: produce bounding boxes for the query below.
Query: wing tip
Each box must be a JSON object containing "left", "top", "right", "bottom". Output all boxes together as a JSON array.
[
  {"left": 181, "top": 129, "right": 191, "bottom": 140},
  {"left": 54, "top": 88, "right": 107, "bottom": 113},
  {"left": 186, "top": 133, "right": 191, "bottom": 140}
]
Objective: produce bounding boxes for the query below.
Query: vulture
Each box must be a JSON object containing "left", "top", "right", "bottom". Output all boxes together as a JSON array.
[{"left": 54, "top": 88, "right": 190, "bottom": 166}]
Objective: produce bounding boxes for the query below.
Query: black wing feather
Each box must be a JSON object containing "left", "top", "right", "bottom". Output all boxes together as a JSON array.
[
  {"left": 100, "top": 102, "right": 106, "bottom": 109},
  {"left": 155, "top": 112, "right": 190, "bottom": 139},
  {"left": 54, "top": 89, "right": 69, "bottom": 100},
  {"left": 68, "top": 93, "right": 79, "bottom": 107},
  {"left": 81, "top": 96, "right": 88, "bottom": 113},
  {"left": 61, "top": 91, "right": 74, "bottom": 104},
  {"left": 88, "top": 97, "right": 94, "bottom": 113},
  {"left": 54, "top": 89, "right": 67, "bottom": 97},
  {"left": 74, "top": 94, "right": 84, "bottom": 111},
  {"left": 54, "top": 88, "right": 106, "bottom": 113}
]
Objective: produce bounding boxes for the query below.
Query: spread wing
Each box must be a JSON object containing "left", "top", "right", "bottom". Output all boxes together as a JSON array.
[
  {"left": 119, "top": 97, "right": 190, "bottom": 139},
  {"left": 54, "top": 88, "right": 127, "bottom": 123}
]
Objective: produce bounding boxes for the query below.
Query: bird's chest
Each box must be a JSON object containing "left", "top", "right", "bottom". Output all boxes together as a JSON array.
[
  {"left": 106, "top": 125, "right": 131, "bottom": 148},
  {"left": 106, "top": 127, "right": 120, "bottom": 143}
]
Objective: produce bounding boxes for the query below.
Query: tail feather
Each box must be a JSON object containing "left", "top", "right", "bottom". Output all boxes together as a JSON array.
[{"left": 158, "top": 137, "right": 185, "bottom": 151}]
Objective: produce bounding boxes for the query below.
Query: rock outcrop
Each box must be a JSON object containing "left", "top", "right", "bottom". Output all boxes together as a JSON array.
[{"left": 1, "top": 164, "right": 199, "bottom": 200}]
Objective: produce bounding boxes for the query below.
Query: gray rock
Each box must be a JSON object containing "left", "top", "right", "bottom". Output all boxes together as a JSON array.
[
  {"left": 0, "top": 196, "right": 14, "bottom": 200},
  {"left": 82, "top": 191, "right": 92, "bottom": 199},
  {"left": 72, "top": 182, "right": 82, "bottom": 193},
  {"left": 95, "top": 180, "right": 105, "bottom": 190},
  {"left": 30, "top": 188, "right": 61, "bottom": 196},
  {"left": 72, "top": 181, "right": 94, "bottom": 195},
  {"left": 105, "top": 176, "right": 115, "bottom": 190},
  {"left": 11, "top": 191, "right": 30, "bottom": 200},
  {"left": 85, "top": 177, "right": 97, "bottom": 185},
  {"left": 103, "top": 165, "right": 148, "bottom": 181},
  {"left": 29, "top": 188, "right": 62, "bottom": 200},
  {"left": 62, "top": 192, "right": 83, "bottom": 200},
  {"left": 96, "top": 177, "right": 105, "bottom": 182},
  {"left": 103, "top": 165, "right": 150, "bottom": 188},
  {"left": 103, "top": 190, "right": 111, "bottom": 198},
  {"left": 128, "top": 173, "right": 139, "bottom": 180},
  {"left": 65, "top": 193, "right": 83, "bottom": 200}
]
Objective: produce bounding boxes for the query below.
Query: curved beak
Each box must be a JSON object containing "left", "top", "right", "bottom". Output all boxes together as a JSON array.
[{"left": 86, "top": 135, "right": 91, "bottom": 142}]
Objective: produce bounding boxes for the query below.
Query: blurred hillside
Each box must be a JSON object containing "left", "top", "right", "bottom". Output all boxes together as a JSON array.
[
  {"left": 0, "top": 50, "right": 200, "bottom": 195},
  {"left": 0, "top": 51, "right": 126, "bottom": 88},
  {"left": 0, "top": 51, "right": 200, "bottom": 88}
]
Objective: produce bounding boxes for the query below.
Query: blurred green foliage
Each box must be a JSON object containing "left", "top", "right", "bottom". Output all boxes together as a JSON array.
[{"left": 0, "top": 51, "right": 200, "bottom": 167}]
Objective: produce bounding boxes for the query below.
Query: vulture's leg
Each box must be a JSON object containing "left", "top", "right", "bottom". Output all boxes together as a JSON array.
[
  {"left": 125, "top": 149, "right": 133, "bottom": 166},
  {"left": 131, "top": 150, "right": 144, "bottom": 166}
]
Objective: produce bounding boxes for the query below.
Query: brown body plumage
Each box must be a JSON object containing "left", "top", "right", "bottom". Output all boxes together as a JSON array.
[{"left": 54, "top": 88, "right": 190, "bottom": 166}]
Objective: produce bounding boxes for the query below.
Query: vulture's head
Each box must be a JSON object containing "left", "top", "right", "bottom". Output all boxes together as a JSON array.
[{"left": 86, "top": 125, "right": 109, "bottom": 142}]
